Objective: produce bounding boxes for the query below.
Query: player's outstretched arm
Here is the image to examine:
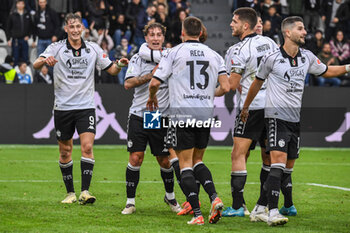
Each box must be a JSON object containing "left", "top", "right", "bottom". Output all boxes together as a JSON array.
[
  {"left": 240, "top": 78, "right": 264, "bottom": 122},
  {"left": 33, "top": 56, "right": 58, "bottom": 70},
  {"left": 106, "top": 58, "right": 129, "bottom": 76},
  {"left": 147, "top": 77, "right": 161, "bottom": 111},
  {"left": 215, "top": 74, "right": 230, "bottom": 97},
  {"left": 323, "top": 64, "right": 350, "bottom": 78}
]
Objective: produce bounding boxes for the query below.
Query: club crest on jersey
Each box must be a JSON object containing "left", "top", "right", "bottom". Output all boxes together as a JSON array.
[
  {"left": 74, "top": 51, "right": 80, "bottom": 56},
  {"left": 86, "top": 48, "right": 90, "bottom": 53},
  {"left": 291, "top": 59, "right": 296, "bottom": 66}
]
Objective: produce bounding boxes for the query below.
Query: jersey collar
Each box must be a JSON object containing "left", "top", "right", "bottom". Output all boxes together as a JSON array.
[
  {"left": 184, "top": 40, "right": 200, "bottom": 43},
  {"left": 280, "top": 46, "right": 302, "bottom": 67},
  {"left": 241, "top": 33, "right": 257, "bottom": 41},
  {"left": 66, "top": 38, "right": 86, "bottom": 50}
]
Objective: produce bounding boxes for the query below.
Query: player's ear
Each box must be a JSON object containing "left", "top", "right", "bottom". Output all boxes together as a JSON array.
[{"left": 64, "top": 25, "right": 68, "bottom": 33}]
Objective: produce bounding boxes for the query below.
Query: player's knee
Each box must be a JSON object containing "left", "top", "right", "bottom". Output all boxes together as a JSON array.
[
  {"left": 157, "top": 156, "right": 170, "bottom": 168},
  {"left": 59, "top": 147, "right": 72, "bottom": 160},
  {"left": 129, "top": 152, "right": 144, "bottom": 166},
  {"left": 81, "top": 143, "right": 93, "bottom": 156}
]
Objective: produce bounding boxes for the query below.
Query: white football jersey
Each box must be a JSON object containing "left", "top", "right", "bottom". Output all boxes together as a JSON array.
[
  {"left": 225, "top": 33, "right": 278, "bottom": 110},
  {"left": 257, "top": 47, "right": 327, "bottom": 122},
  {"left": 125, "top": 53, "right": 169, "bottom": 117},
  {"left": 154, "top": 41, "right": 226, "bottom": 121},
  {"left": 40, "top": 39, "right": 113, "bottom": 111}
]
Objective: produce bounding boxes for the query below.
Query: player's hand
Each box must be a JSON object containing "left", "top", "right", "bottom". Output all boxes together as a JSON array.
[
  {"left": 147, "top": 96, "right": 158, "bottom": 112},
  {"left": 237, "top": 84, "right": 242, "bottom": 94},
  {"left": 45, "top": 56, "right": 58, "bottom": 67},
  {"left": 116, "top": 58, "right": 129, "bottom": 68},
  {"left": 240, "top": 108, "right": 249, "bottom": 123}
]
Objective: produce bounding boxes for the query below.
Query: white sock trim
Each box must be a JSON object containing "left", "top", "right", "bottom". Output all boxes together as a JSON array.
[
  {"left": 165, "top": 192, "right": 175, "bottom": 200},
  {"left": 59, "top": 160, "right": 73, "bottom": 168},
  {"left": 160, "top": 166, "right": 173, "bottom": 173},
  {"left": 192, "top": 161, "right": 204, "bottom": 170},
  {"left": 126, "top": 198, "right": 135, "bottom": 205},
  {"left": 231, "top": 170, "right": 247, "bottom": 176},
  {"left": 169, "top": 158, "right": 178, "bottom": 165},
  {"left": 81, "top": 157, "right": 95, "bottom": 164},
  {"left": 284, "top": 167, "right": 293, "bottom": 173},
  {"left": 271, "top": 163, "right": 286, "bottom": 169},
  {"left": 127, "top": 163, "right": 140, "bottom": 171},
  {"left": 180, "top": 167, "right": 192, "bottom": 174}
]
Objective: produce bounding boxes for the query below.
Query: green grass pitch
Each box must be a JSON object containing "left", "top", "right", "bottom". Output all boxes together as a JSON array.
[{"left": 0, "top": 145, "right": 349, "bottom": 232}]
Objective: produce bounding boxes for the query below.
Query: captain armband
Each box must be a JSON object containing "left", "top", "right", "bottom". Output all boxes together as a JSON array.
[{"left": 231, "top": 67, "right": 244, "bottom": 75}]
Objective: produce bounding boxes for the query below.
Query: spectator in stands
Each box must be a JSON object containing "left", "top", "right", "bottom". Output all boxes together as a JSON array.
[
  {"left": 133, "top": 4, "right": 157, "bottom": 48},
  {"left": 330, "top": 29, "right": 350, "bottom": 65},
  {"left": 305, "top": 29, "right": 325, "bottom": 55},
  {"left": 97, "top": 28, "right": 114, "bottom": 54},
  {"left": 6, "top": 0, "right": 33, "bottom": 66},
  {"left": 32, "top": 0, "right": 60, "bottom": 57},
  {"left": 171, "top": 8, "right": 187, "bottom": 45},
  {"left": 111, "top": 37, "right": 137, "bottom": 84},
  {"left": 0, "top": 55, "right": 18, "bottom": 84},
  {"left": 87, "top": 0, "right": 110, "bottom": 29},
  {"left": 35, "top": 64, "right": 52, "bottom": 84},
  {"left": 155, "top": 3, "right": 171, "bottom": 42},
  {"left": 82, "top": 21, "right": 99, "bottom": 42},
  {"left": 0, "top": 0, "right": 12, "bottom": 34},
  {"left": 168, "top": 0, "right": 188, "bottom": 19},
  {"left": 316, "top": 42, "right": 341, "bottom": 86},
  {"left": 262, "top": 6, "right": 282, "bottom": 37},
  {"left": 125, "top": 0, "right": 144, "bottom": 34},
  {"left": 17, "top": 61, "right": 32, "bottom": 84},
  {"left": 75, "top": 11, "right": 89, "bottom": 29},
  {"left": 304, "top": 0, "right": 322, "bottom": 33},
  {"left": 321, "top": 0, "right": 344, "bottom": 41},
  {"left": 110, "top": 14, "right": 132, "bottom": 46},
  {"left": 287, "top": 0, "right": 304, "bottom": 18},
  {"left": 334, "top": 0, "right": 350, "bottom": 39}
]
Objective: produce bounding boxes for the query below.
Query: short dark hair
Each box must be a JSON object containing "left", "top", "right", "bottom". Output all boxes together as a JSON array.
[
  {"left": 143, "top": 22, "right": 166, "bottom": 36},
  {"left": 183, "top": 16, "right": 203, "bottom": 37},
  {"left": 233, "top": 7, "right": 257, "bottom": 30},
  {"left": 65, "top": 13, "right": 82, "bottom": 25},
  {"left": 281, "top": 16, "right": 303, "bottom": 35}
]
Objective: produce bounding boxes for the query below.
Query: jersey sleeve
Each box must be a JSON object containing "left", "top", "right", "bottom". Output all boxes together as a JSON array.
[
  {"left": 230, "top": 46, "right": 246, "bottom": 75},
  {"left": 217, "top": 54, "right": 227, "bottom": 75},
  {"left": 125, "top": 55, "right": 141, "bottom": 80},
  {"left": 306, "top": 51, "right": 328, "bottom": 76},
  {"left": 153, "top": 49, "right": 174, "bottom": 83},
  {"left": 92, "top": 43, "right": 113, "bottom": 70},
  {"left": 138, "top": 42, "right": 163, "bottom": 63},
  {"left": 40, "top": 43, "right": 58, "bottom": 58},
  {"left": 256, "top": 53, "right": 273, "bottom": 80}
]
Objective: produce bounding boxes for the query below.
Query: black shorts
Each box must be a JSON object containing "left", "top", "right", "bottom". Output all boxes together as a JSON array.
[
  {"left": 249, "top": 127, "right": 267, "bottom": 150},
  {"left": 265, "top": 118, "right": 300, "bottom": 159},
  {"left": 54, "top": 109, "right": 96, "bottom": 141},
  {"left": 127, "top": 114, "right": 169, "bottom": 156},
  {"left": 173, "top": 126, "right": 210, "bottom": 150},
  {"left": 234, "top": 109, "right": 266, "bottom": 142}
]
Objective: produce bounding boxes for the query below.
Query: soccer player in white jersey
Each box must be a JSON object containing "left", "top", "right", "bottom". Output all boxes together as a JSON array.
[
  {"left": 241, "top": 16, "right": 350, "bottom": 226},
  {"left": 122, "top": 22, "right": 181, "bottom": 215},
  {"left": 147, "top": 16, "right": 230, "bottom": 225},
  {"left": 33, "top": 13, "right": 128, "bottom": 204},
  {"left": 222, "top": 7, "right": 278, "bottom": 218}
]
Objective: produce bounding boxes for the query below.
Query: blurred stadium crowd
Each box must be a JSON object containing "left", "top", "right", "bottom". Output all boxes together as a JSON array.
[{"left": 0, "top": 0, "right": 349, "bottom": 86}]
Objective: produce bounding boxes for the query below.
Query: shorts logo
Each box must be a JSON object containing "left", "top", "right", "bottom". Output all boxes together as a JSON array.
[
  {"left": 143, "top": 110, "right": 161, "bottom": 129},
  {"left": 56, "top": 130, "right": 61, "bottom": 137},
  {"left": 127, "top": 140, "right": 133, "bottom": 148},
  {"left": 88, "top": 125, "right": 94, "bottom": 130},
  {"left": 278, "top": 139, "right": 286, "bottom": 148}
]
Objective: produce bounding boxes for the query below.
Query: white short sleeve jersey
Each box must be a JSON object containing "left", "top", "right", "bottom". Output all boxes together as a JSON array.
[
  {"left": 153, "top": 41, "right": 226, "bottom": 121},
  {"left": 257, "top": 47, "right": 327, "bottom": 122},
  {"left": 40, "top": 39, "right": 113, "bottom": 111},
  {"left": 225, "top": 34, "right": 278, "bottom": 110},
  {"left": 125, "top": 53, "right": 169, "bottom": 117}
]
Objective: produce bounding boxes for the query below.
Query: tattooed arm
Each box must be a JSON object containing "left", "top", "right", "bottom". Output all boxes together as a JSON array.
[{"left": 124, "top": 73, "right": 154, "bottom": 90}]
